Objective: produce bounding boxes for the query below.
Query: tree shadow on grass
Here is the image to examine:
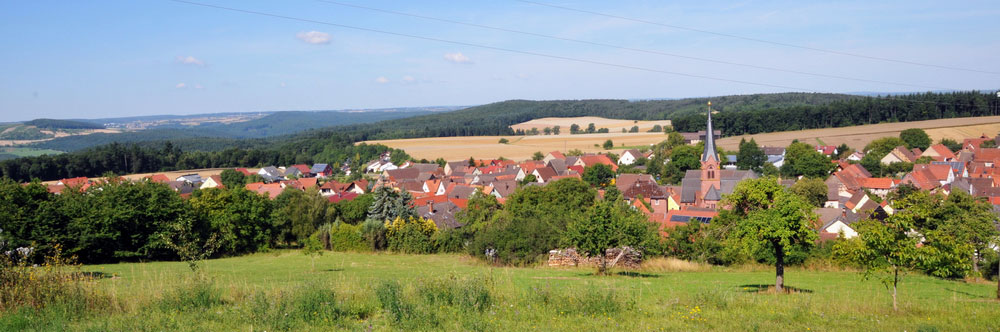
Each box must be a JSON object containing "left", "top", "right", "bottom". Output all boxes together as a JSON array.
[
  {"left": 738, "top": 284, "right": 813, "bottom": 294},
  {"left": 616, "top": 271, "right": 660, "bottom": 278},
  {"left": 945, "top": 288, "right": 992, "bottom": 299},
  {"left": 571, "top": 271, "right": 660, "bottom": 278},
  {"left": 77, "top": 271, "right": 113, "bottom": 279},
  {"left": 321, "top": 268, "right": 344, "bottom": 272}
]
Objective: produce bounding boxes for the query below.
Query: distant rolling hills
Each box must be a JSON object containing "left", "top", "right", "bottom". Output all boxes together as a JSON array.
[{"left": 26, "top": 107, "right": 463, "bottom": 152}]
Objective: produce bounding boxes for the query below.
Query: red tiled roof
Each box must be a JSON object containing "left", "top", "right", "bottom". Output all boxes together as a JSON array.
[
  {"left": 913, "top": 164, "right": 952, "bottom": 181},
  {"left": 975, "top": 148, "right": 1000, "bottom": 163},
  {"left": 579, "top": 155, "right": 619, "bottom": 171},
  {"left": 547, "top": 151, "right": 566, "bottom": 159},
  {"left": 327, "top": 192, "right": 358, "bottom": 203},
  {"left": 816, "top": 145, "right": 837, "bottom": 155},
  {"left": 449, "top": 198, "right": 469, "bottom": 209},
  {"left": 235, "top": 168, "right": 253, "bottom": 176},
  {"left": 290, "top": 164, "right": 311, "bottom": 174},
  {"left": 859, "top": 177, "right": 895, "bottom": 190},
  {"left": 298, "top": 177, "right": 318, "bottom": 189},
  {"left": 148, "top": 174, "right": 171, "bottom": 184},
  {"left": 60, "top": 177, "right": 89, "bottom": 187}
]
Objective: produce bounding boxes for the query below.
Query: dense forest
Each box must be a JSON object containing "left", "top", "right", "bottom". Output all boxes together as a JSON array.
[
  {"left": 23, "top": 118, "right": 105, "bottom": 130},
  {"left": 673, "top": 91, "right": 1000, "bottom": 135},
  {"left": 29, "top": 109, "right": 444, "bottom": 152},
  {"left": 307, "top": 93, "right": 855, "bottom": 141},
  {"left": 4, "top": 91, "right": 999, "bottom": 182},
  {"left": 0, "top": 137, "right": 409, "bottom": 183}
]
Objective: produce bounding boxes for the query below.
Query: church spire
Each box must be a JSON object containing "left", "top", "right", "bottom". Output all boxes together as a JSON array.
[{"left": 701, "top": 101, "right": 719, "bottom": 162}]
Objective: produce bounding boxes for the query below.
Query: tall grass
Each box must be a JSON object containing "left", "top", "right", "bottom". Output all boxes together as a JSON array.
[
  {"left": 641, "top": 257, "right": 712, "bottom": 272},
  {"left": 8, "top": 251, "right": 998, "bottom": 331}
]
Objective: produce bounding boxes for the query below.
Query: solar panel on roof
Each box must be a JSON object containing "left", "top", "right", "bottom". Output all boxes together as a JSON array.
[{"left": 669, "top": 215, "right": 691, "bottom": 222}]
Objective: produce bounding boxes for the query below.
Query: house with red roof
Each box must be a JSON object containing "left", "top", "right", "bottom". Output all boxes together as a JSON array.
[
  {"left": 327, "top": 192, "right": 358, "bottom": 203},
  {"left": 901, "top": 164, "right": 954, "bottom": 191},
  {"left": 815, "top": 145, "right": 838, "bottom": 157},
  {"left": 199, "top": 175, "right": 225, "bottom": 190},
  {"left": 147, "top": 174, "right": 171, "bottom": 184},
  {"left": 543, "top": 151, "right": 566, "bottom": 164},
  {"left": 58, "top": 177, "right": 90, "bottom": 187},
  {"left": 920, "top": 144, "right": 956, "bottom": 162},
  {"left": 881, "top": 146, "right": 919, "bottom": 164},
  {"left": 576, "top": 154, "right": 619, "bottom": 172},
  {"left": 656, "top": 207, "right": 718, "bottom": 237},
  {"left": 858, "top": 177, "right": 897, "bottom": 198}
]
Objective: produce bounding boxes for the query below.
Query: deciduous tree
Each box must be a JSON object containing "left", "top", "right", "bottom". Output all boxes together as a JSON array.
[{"left": 725, "top": 178, "right": 818, "bottom": 292}]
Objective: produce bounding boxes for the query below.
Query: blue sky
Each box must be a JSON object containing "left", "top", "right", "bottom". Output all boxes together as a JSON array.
[{"left": 1, "top": 0, "right": 998, "bottom": 121}]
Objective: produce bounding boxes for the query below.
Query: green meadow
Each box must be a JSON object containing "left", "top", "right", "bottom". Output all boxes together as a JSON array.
[{"left": 4, "top": 251, "right": 999, "bottom": 331}]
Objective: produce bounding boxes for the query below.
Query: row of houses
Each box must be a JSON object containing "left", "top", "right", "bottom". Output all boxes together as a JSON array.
[{"left": 818, "top": 134, "right": 1000, "bottom": 241}]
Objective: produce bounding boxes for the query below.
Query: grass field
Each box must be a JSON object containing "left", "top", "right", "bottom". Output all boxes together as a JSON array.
[
  {"left": 0, "top": 147, "right": 64, "bottom": 158},
  {"left": 6, "top": 251, "right": 997, "bottom": 331},
  {"left": 366, "top": 116, "right": 1000, "bottom": 161}
]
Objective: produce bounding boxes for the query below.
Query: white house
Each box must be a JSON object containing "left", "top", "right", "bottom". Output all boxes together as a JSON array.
[
  {"left": 617, "top": 149, "right": 643, "bottom": 166},
  {"left": 823, "top": 219, "right": 858, "bottom": 239}
]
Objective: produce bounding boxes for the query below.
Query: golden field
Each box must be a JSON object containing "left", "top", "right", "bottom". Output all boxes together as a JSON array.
[
  {"left": 510, "top": 116, "right": 671, "bottom": 134},
  {"left": 40, "top": 167, "right": 260, "bottom": 185},
  {"left": 365, "top": 116, "right": 1000, "bottom": 161}
]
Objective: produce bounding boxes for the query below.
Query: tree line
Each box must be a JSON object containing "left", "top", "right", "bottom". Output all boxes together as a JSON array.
[
  {"left": 673, "top": 91, "right": 1000, "bottom": 136},
  {"left": 0, "top": 138, "right": 408, "bottom": 182}
]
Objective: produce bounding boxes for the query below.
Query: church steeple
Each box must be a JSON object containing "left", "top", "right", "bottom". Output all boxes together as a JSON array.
[{"left": 701, "top": 101, "right": 719, "bottom": 162}]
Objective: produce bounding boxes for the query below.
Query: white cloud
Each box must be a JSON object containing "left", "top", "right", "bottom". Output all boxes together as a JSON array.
[
  {"left": 401, "top": 75, "right": 415, "bottom": 84},
  {"left": 280, "top": 82, "right": 287, "bottom": 87},
  {"left": 175, "top": 83, "right": 186, "bottom": 89},
  {"left": 374, "top": 76, "right": 389, "bottom": 84},
  {"left": 443, "top": 52, "right": 472, "bottom": 64},
  {"left": 194, "top": 84, "right": 203, "bottom": 89},
  {"left": 175, "top": 56, "right": 204, "bottom": 66},
  {"left": 296, "top": 31, "right": 332, "bottom": 45}
]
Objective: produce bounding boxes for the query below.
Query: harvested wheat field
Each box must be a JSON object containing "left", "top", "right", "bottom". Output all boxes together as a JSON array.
[
  {"left": 365, "top": 132, "right": 669, "bottom": 161},
  {"left": 510, "top": 116, "right": 671, "bottom": 134},
  {"left": 369, "top": 116, "right": 1000, "bottom": 161},
  {"left": 718, "top": 116, "right": 1000, "bottom": 150},
  {"left": 40, "top": 167, "right": 260, "bottom": 185}
]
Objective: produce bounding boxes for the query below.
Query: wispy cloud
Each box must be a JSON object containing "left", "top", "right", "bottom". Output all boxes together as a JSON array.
[
  {"left": 175, "top": 83, "right": 186, "bottom": 89},
  {"left": 175, "top": 56, "right": 204, "bottom": 66},
  {"left": 296, "top": 31, "right": 331, "bottom": 45},
  {"left": 401, "top": 75, "right": 416, "bottom": 84},
  {"left": 374, "top": 76, "right": 389, "bottom": 84},
  {"left": 443, "top": 52, "right": 472, "bottom": 64}
]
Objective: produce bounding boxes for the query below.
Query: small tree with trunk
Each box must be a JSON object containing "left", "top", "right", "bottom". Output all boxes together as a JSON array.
[
  {"left": 724, "top": 177, "right": 817, "bottom": 292},
  {"left": 302, "top": 232, "right": 324, "bottom": 272},
  {"left": 833, "top": 218, "right": 921, "bottom": 311},
  {"left": 564, "top": 198, "right": 657, "bottom": 275}
]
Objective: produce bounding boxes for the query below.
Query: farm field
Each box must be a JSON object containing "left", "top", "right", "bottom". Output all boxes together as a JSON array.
[
  {"left": 366, "top": 116, "right": 1000, "bottom": 161},
  {"left": 510, "top": 116, "right": 671, "bottom": 134},
  {"left": 0, "top": 147, "right": 64, "bottom": 158},
  {"left": 7, "top": 251, "right": 998, "bottom": 331},
  {"left": 366, "top": 132, "right": 668, "bottom": 161},
  {"left": 0, "top": 127, "right": 120, "bottom": 147},
  {"left": 39, "top": 167, "right": 260, "bottom": 185},
  {"left": 720, "top": 116, "right": 1000, "bottom": 150}
]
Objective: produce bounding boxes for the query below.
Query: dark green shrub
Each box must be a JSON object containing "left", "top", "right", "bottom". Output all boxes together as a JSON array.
[{"left": 326, "top": 223, "right": 367, "bottom": 252}]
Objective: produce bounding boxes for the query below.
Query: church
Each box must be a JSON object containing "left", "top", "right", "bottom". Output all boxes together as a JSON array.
[{"left": 679, "top": 102, "right": 757, "bottom": 209}]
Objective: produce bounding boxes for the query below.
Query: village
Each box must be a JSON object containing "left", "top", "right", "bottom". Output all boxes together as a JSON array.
[{"left": 38, "top": 106, "right": 1000, "bottom": 251}]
